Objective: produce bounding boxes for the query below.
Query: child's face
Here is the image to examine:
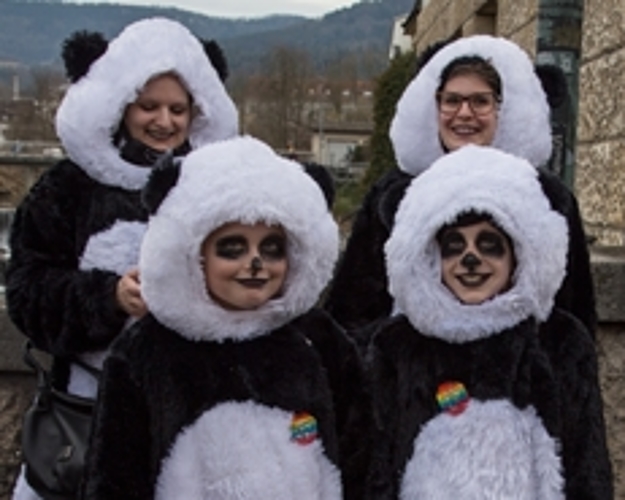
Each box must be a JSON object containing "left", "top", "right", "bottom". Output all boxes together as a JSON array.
[
  {"left": 438, "top": 220, "right": 514, "bottom": 305},
  {"left": 201, "top": 222, "right": 288, "bottom": 311}
]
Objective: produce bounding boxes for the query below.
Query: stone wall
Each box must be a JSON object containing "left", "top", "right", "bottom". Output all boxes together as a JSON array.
[{"left": 576, "top": 0, "right": 625, "bottom": 246}]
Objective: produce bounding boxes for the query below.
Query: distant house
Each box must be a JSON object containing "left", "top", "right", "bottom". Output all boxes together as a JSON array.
[
  {"left": 389, "top": 14, "right": 414, "bottom": 58},
  {"left": 310, "top": 121, "right": 372, "bottom": 180}
]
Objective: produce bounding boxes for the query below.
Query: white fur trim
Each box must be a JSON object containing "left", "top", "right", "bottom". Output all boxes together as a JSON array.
[
  {"left": 156, "top": 401, "right": 342, "bottom": 500},
  {"left": 400, "top": 399, "right": 564, "bottom": 499},
  {"left": 391, "top": 35, "right": 552, "bottom": 176},
  {"left": 386, "top": 145, "right": 568, "bottom": 341},
  {"left": 140, "top": 136, "right": 339, "bottom": 342},
  {"left": 79, "top": 220, "right": 146, "bottom": 275},
  {"left": 56, "top": 17, "right": 238, "bottom": 189}
]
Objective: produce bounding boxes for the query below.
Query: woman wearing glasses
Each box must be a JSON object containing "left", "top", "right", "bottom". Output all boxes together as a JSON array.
[{"left": 324, "top": 35, "right": 596, "bottom": 347}]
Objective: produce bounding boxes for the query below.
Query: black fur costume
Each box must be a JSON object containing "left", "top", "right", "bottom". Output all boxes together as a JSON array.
[
  {"left": 82, "top": 137, "right": 366, "bottom": 499},
  {"left": 324, "top": 35, "right": 595, "bottom": 340},
  {"left": 364, "top": 146, "right": 612, "bottom": 499}
]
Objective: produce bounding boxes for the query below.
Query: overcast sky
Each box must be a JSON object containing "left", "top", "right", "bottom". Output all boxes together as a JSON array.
[{"left": 70, "top": 0, "right": 358, "bottom": 19}]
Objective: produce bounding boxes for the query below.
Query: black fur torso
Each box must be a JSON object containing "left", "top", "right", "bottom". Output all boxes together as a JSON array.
[
  {"left": 365, "top": 310, "right": 612, "bottom": 500},
  {"left": 83, "top": 309, "right": 367, "bottom": 499}
]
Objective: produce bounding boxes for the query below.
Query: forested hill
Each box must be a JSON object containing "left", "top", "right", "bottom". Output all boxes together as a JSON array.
[{"left": 0, "top": 0, "right": 414, "bottom": 78}]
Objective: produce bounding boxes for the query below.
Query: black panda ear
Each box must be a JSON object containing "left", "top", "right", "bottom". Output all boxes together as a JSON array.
[
  {"left": 413, "top": 37, "right": 452, "bottom": 77},
  {"left": 378, "top": 174, "right": 412, "bottom": 230},
  {"left": 201, "top": 39, "right": 229, "bottom": 82},
  {"left": 302, "top": 163, "right": 335, "bottom": 209},
  {"left": 62, "top": 30, "right": 108, "bottom": 83},
  {"left": 142, "top": 153, "right": 182, "bottom": 214},
  {"left": 535, "top": 64, "right": 569, "bottom": 109}
]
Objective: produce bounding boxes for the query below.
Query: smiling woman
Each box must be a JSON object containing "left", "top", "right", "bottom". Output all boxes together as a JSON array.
[
  {"left": 6, "top": 17, "right": 238, "bottom": 500},
  {"left": 121, "top": 73, "right": 194, "bottom": 155}
]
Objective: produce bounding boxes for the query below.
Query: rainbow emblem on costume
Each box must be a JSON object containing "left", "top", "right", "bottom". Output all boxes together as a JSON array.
[
  {"left": 436, "top": 381, "right": 470, "bottom": 416},
  {"left": 290, "top": 412, "right": 318, "bottom": 445}
]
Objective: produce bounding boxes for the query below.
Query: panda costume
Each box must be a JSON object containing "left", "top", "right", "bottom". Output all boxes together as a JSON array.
[
  {"left": 324, "top": 35, "right": 596, "bottom": 339},
  {"left": 365, "top": 145, "right": 612, "bottom": 499},
  {"left": 82, "top": 136, "right": 365, "bottom": 499},
  {"left": 6, "top": 18, "right": 237, "bottom": 499}
]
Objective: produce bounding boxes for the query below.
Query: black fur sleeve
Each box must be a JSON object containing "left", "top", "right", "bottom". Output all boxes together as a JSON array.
[
  {"left": 364, "top": 319, "right": 406, "bottom": 499},
  {"left": 5, "top": 162, "right": 127, "bottom": 356},
  {"left": 293, "top": 308, "right": 371, "bottom": 500},
  {"left": 539, "top": 309, "right": 613, "bottom": 499},
  {"left": 537, "top": 168, "right": 597, "bottom": 335},
  {"left": 82, "top": 329, "right": 153, "bottom": 499},
  {"left": 323, "top": 168, "right": 412, "bottom": 332}
]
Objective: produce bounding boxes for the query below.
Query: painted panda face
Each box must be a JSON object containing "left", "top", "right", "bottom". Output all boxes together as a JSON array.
[
  {"left": 200, "top": 222, "right": 288, "bottom": 311},
  {"left": 438, "top": 220, "right": 514, "bottom": 305},
  {"left": 123, "top": 73, "right": 193, "bottom": 153}
]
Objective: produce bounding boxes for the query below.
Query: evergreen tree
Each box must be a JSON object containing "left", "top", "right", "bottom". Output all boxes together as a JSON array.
[{"left": 362, "top": 50, "right": 415, "bottom": 190}]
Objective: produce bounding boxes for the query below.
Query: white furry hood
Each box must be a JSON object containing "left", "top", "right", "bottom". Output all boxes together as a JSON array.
[
  {"left": 385, "top": 145, "right": 568, "bottom": 342},
  {"left": 56, "top": 17, "right": 238, "bottom": 190},
  {"left": 139, "top": 136, "right": 339, "bottom": 342},
  {"left": 390, "top": 35, "right": 552, "bottom": 176}
]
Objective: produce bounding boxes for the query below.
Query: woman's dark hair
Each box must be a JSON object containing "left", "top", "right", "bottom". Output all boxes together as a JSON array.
[{"left": 437, "top": 55, "right": 502, "bottom": 100}]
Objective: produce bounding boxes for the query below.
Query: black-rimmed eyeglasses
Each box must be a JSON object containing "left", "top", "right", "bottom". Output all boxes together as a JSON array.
[{"left": 436, "top": 91, "right": 501, "bottom": 116}]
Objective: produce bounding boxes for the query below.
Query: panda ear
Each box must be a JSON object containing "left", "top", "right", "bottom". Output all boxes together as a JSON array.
[
  {"left": 61, "top": 30, "right": 108, "bottom": 83},
  {"left": 413, "top": 36, "right": 453, "bottom": 76},
  {"left": 535, "top": 63, "right": 569, "bottom": 109},
  {"left": 378, "top": 174, "right": 412, "bottom": 230},
  {"left": 301, "top": 163, "right": 335, "bottom": 209},
  {"left": 142, "top": 153, "right": 182, "bottom": 214},
  {"left": 200, "top": 39, "right": 229, "bottom": 82}
]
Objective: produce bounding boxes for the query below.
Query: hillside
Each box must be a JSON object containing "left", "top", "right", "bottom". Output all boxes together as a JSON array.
[
  {"left": 0, "top": 1, "right": 307, "bottom": 65},
  {"left": 0, "top": 0, "right": 414, "bottom": 79}
]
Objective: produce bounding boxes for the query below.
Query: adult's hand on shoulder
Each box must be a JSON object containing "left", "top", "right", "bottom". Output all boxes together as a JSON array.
[{"left": 116, "top": 268, "right": 148, "bottom": 318}]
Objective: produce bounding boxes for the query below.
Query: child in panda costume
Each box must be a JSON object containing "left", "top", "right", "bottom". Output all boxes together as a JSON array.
[
  {"left": 365, "top": 145, "right": 612, "bottom": 499},
  {"left": 6, "top": 17, "right": 238, "bottom": 499},
  {"left": 81, "top": 136, "right": 366, "bottom": 499}
]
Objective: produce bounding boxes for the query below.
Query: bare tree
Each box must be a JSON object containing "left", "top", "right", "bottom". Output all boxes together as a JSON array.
[{"left": 246, "top": 46, "right": 313, "bottom": 151}]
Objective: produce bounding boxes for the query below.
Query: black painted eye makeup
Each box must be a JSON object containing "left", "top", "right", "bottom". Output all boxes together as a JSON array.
[
  {"left": 476, "top": 230, "right": 507, "bottom": 257},
  {"left": 439, "top": 230, "right": 467, "bottom": 258},
  {"left": 259, "top": 234, "right": 287, "bottom": 261},
  {"left": 215, "top": 236, "right": 247, "bottom": 259}
]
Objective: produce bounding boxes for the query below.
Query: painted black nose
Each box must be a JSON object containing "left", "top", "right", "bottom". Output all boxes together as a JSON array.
[
  {"left": 460, "top": 252, "right": 481, "bottom": 271},
  {"left": 251, "top": 256, "right": 263, "bottom": 275}
]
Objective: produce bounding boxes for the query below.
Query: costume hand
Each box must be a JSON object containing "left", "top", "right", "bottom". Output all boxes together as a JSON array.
[{"left": 116, "top": 269, "right": 148, "bottom": 318}]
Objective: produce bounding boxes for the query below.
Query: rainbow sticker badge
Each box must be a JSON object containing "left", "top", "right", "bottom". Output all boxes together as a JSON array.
[
  {"left": 290, "top": 412, "right": 318, "bottom": 445},
  {"left": 436, "top": 381, "right": 470, "bottom": 416}
]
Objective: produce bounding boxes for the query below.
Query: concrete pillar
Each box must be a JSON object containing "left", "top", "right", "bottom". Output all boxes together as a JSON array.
[{"left": 535, "top": 0, "right": 584, "bottom": 188}]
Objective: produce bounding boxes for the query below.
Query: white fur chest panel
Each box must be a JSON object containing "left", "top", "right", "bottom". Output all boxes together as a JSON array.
[
  {"left": 400, "top": 399, "right": 564, "bottom": 500},
  {"left": 79, "top": 220, "right": 147, "bottom": 275},
  {"left": 156, "top": 400, "right": 342, "bottom": 500}
]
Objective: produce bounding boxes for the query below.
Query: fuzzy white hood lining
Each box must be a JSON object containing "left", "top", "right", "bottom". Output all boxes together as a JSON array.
[
  {"left": 385, "top": 145, "right": 568, "bottom": 341},
  {"left": 56, "top": 17, "right": 238, "bottom": 190},
  {"left": 140, "top": 136, "right": 339, "bottom": 342},
  {"left": 390, "top": 35, "right": 552, "bottom": 176}
]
